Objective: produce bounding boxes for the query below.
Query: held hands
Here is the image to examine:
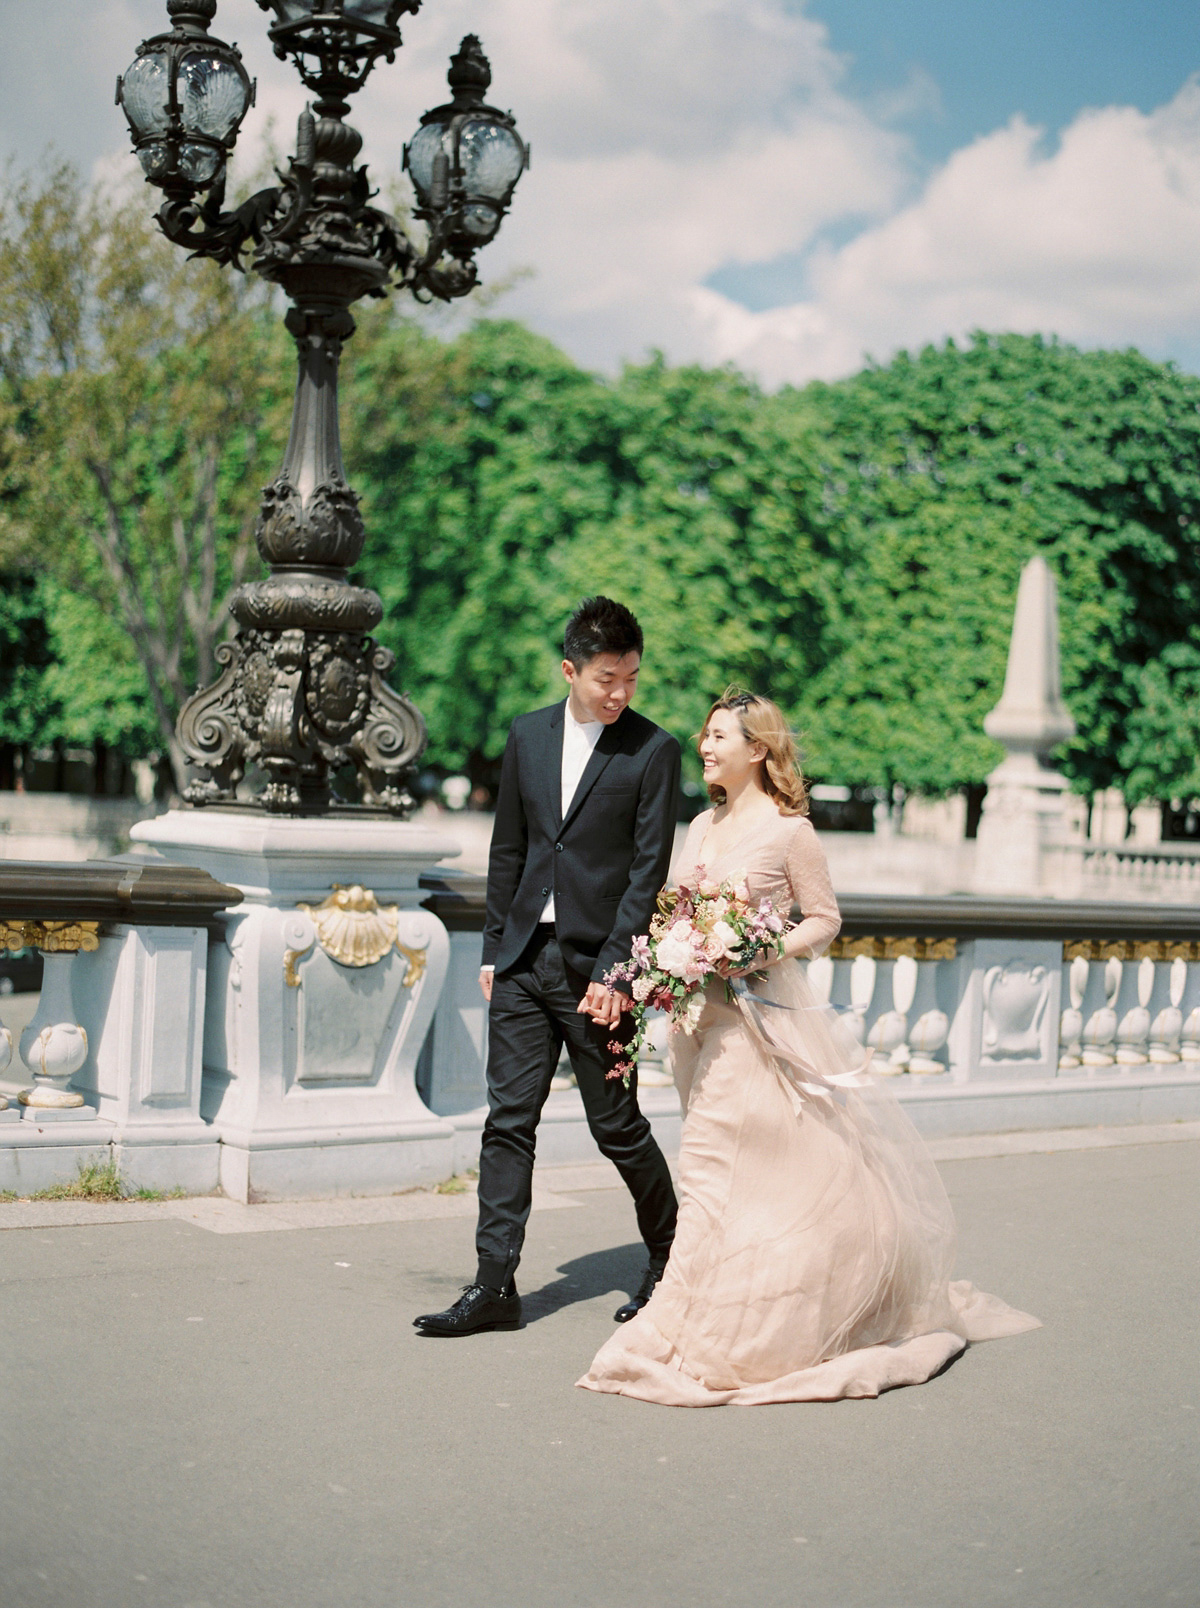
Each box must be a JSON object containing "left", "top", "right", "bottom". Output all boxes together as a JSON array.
[
  {"left": 578, "top": 980, "right": 632, "bottom": 1027},
  {"left": 479, "top": 970, "right": 633, "bottom": 1024}
]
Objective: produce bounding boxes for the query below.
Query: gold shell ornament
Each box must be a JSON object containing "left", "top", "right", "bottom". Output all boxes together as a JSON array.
[
  {"left": 287, "top": 885, "right": 428, "bottom": 987},
  {"left": 299, "top": 884, "right": 396, "bottom": 967}
]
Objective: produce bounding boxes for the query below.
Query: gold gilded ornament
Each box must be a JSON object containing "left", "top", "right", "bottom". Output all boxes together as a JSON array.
[
  {"left": 283, "top": 938, "right": 315, "bottom": 988},
  {"left": 394, "top": 941, "right": 426, "bottom": 988},
  {"left": 297, "top": 884, "right": 398, "bottom": 967},
  {"left": 829, "top": 935, "right": 956, "bottom": 961},
  {"left": 287, "top": 885, "right": 428, "bottom": 986},
  {"left": 0, "top": 920, "right": 101, "bottom": 954},
  {"left": 28, "top": 921, "right": 101, "bottom": 953}
]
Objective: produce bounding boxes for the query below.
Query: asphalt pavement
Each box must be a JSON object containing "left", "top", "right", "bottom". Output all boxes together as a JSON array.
[{"left": 1, "top": 1136, "right": 1197, "bottom": 1608}]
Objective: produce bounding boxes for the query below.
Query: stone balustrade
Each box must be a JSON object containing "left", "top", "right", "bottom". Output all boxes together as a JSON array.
[
  {"left": 6, "top": 855, "right": 1200, "bottom": 1197},
  {"left": 1071, "top": 842, "right": 1200, "bottom": 904},
  {"left": 0, "top": 859, "right": 240, "bottom": 1193},
  {"left": 417, "top": 875, "right": 1200, "bottom": 1140}
]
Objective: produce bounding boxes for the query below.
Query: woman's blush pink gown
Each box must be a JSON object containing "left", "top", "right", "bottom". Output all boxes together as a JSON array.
[{"left": 578, "top": 808, "right": 1040, "bottom": 1407}]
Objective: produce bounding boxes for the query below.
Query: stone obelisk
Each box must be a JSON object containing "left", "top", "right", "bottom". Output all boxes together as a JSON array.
[{"left": 974, "top": 555, "right": 1077, "bottom": 895}]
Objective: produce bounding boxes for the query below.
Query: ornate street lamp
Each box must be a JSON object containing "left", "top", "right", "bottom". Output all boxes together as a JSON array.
[{"left": 117, "top": 0, "right": 527, "bottom": 813}]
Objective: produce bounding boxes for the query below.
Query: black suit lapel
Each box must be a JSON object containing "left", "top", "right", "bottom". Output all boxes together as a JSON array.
[
  {"left": 560, "top": 716, "right": 623, "bottom": 835},
  {"left": 546, "top": 701, "right": 566, "bottom": 828}
]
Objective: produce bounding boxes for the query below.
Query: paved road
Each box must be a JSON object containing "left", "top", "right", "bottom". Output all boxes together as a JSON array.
[{"left": 1, "top": 1139, "right": 1197, "bottom": 1608}]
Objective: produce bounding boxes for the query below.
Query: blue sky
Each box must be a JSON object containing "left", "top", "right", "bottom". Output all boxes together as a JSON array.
[
  {"left": 2, "top": 0, "right": 1199, "bottom": 384},
  {"left": 829, "top": 0, "right": 1197, "bottom": 159}
]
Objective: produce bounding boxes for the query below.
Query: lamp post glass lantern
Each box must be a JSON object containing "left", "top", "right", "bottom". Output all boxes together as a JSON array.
[
  {"left": 405, "top": 35, "right": 528, "bottom": 257},
  {"left": 117, "top": 0, "right": 254, "bottom": 192},
  {"left": 116, "top": 0, "right": 525, "bottom": 815}
]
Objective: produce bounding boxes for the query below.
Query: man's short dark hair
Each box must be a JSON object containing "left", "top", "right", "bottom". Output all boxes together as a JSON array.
[{"left": 563, "top": 597, "right": 644, "bottom": 669}]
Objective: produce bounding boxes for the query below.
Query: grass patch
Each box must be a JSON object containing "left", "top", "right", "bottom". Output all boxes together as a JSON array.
[
  {"left": 434, "top": 1167, "right": 479, "bottom": 1196},
  {"left": 0, "top": 1159, "right": 190, "bottom": 1205},
  {"left": 32, "top": 1157, "right": 125, "bottom": 1201}
]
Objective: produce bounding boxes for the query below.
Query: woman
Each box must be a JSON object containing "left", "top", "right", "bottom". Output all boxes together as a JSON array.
[{"left": 579, "top": 690, "right": 1038, "bottom": 1406}]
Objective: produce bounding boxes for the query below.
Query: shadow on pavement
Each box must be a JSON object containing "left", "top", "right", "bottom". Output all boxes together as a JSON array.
[{"left": 521, "top": 1241, "right": 646, "bottom": 1325}]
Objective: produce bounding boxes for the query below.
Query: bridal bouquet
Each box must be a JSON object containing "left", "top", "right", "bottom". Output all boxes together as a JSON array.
[{"left": 602, "top": 870, "right": 786, "bottom": 1084}]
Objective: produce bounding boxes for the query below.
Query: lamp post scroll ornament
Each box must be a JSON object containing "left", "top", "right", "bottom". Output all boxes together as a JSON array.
[{"left": 118, "top": 0, "right": 527, "bottom": 814}]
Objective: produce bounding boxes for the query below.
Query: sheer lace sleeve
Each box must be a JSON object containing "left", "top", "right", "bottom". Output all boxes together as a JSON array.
[{"left": 784, "top": 818, "right": 841, "bottom": 959}]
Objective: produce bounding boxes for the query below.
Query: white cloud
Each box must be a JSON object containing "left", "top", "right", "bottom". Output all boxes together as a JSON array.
[
  {"left": 216, "top": 0, "right": 911, "bottom": 371},
  {"left": 697, "top": 80, "right": 1200, "bottom": 385},
  {"left": 11, "top": 1, "right": 1200, "bottom": 387}
]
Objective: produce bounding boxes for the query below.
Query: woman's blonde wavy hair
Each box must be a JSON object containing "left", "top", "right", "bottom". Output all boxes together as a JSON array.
[{"left": 698, "top": 687, "right": 810, "bottom": 816}]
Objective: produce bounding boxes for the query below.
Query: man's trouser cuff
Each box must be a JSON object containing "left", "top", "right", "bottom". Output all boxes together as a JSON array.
[{"left": 476, "top": 1257, "right": 512, "bottom": 1293}]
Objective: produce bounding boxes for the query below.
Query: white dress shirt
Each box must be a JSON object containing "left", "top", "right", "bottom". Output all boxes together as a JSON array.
[{"left": 541, "top": 702, "right": 603, "bottom": 922}]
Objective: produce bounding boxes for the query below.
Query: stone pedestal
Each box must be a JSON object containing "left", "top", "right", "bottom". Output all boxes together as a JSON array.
[
  {"left": 131, "top": 810, "right": 460, "bottom": 1202},
  {"left": 974, "top": 753, "right": 1075, "bottom": 895},
  {"left": 974, "top": 555, "right": 1077, "bottom": 896},
  {"left": 71, "top": 924, "right": 217, "bottom": 1193}
]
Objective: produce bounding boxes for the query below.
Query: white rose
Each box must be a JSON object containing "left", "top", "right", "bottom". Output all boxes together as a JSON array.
[
  {"left": 710, "top": 919, "right": 741, "bottom": 960},
  {"left": 681, "top": 993, "right": 706, "bottom": 1034},
  {"left": 654, "top": 923, "right": 698, "bottom": 979}
]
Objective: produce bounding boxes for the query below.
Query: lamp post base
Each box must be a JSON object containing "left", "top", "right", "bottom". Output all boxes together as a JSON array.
[{"left": 131, "top": 808, "right": 461, "bottom": 1202}]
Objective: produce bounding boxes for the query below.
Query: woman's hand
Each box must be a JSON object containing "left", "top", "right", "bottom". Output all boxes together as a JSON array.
[{"left": 719, "top": 950, "right": 781, "bottom": 981}]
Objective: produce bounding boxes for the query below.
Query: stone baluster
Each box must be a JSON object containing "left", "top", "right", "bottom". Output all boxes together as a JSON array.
[
  {"left": 1115, "top": 956, "right": 1154, "bottom": 1065},
  {"left": 0, "top": 1009, "right": 11, "bottom": 1110},
  {"left": 1058, "top": 954, "right": 1088, "bottom": 1070},
  {"left": 868, "top": 954, "right": 916, "bottom": 1074},
  {"left": 1178, "top": 959, "right": 1200, "bottom": 1062},
  {"left": 908, "top": 958, "right": 950, "bottom": 1074},
  {"left": 1081, "top": 956, "right": 1120, "bottom": 1067},
  {"left": 805, "top": 954, "right": 834, "bottom": 1007},
  {"left": 844, "top": 954, "right": 876, "bottom": 1048},
  {"left": 1183, "top": 1008, "right": 1200, "bottom": 1061},
  {"left": 19, "top": 950, "right": 89, "bottom": 1109},
  {"left": 1148, "top": 955, "right": 1186, "bottom": 1064}
]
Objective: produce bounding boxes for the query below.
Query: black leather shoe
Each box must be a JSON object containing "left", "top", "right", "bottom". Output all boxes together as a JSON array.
[
  {"left": 614, "top": 1266, "right": 663, "bottom": 1323},
  {"left": 414, "top": 1283, "right": 521, "bottom": 1336}
]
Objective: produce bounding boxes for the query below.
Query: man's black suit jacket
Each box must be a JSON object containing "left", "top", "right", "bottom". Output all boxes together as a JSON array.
[{"left": 482, "top": 700, "right": 682, "bottom": 984}]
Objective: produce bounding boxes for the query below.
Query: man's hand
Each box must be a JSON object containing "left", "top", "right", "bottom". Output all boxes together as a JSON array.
[
  {"left": 479, "top": 967, "right": 494, "bottom": 1002},
  {"left": 577, "top": 981, "right": 631, "bottom": 1027}
]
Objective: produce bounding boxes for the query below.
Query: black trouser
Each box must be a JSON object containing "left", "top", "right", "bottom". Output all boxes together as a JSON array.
[{"left": 475, "top": 927, "right": 678, "bottom": 1292}]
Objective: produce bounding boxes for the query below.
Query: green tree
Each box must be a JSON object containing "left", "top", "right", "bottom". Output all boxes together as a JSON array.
[
  {"left": 784, "top": 333, "right": 1200, "bottom": 804},
  {"left": 0, "top": 161, "right": 290, "bottom": 785},
  {"left": 0, "top": 570, "right": 58, "bottom": 753},
  {"left": 349, "top": 324, "right": 830, "bottom": 785}
]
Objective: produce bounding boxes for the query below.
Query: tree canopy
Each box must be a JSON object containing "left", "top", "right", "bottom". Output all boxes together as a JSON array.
[
  {"left": 0, "top": 161, "right": 289, "bottom": 784},
  {"left": 4, "top": 165, "right": 1200, "bottom": 810},
  {"left": 788, "top": 333, "right": 1200, "bottom": 800}
]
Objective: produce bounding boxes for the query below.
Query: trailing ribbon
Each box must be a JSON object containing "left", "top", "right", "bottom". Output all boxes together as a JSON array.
[{"left": 728, "top": 970, "right": 874, "bottom": 1107}]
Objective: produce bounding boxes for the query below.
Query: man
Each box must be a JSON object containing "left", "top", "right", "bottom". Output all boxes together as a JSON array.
[{"left": 415, "top": 597, "right": 681, "bottom": 1336}]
